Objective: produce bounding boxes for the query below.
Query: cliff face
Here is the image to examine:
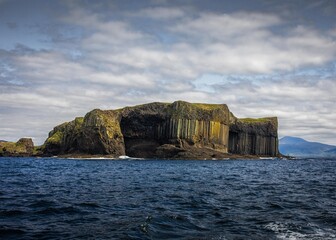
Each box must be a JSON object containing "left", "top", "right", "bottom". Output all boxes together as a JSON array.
[
  {"left": 0, "top": 138, "right": 34, "bottom": 157},
  {"left": 228, "top": 117, "right": 278, "bottom": 156},
  {"left": 120, "top": 101, "right": 230, "bottom": 158},
  {"left": 44, "top": 110, "right": 125, "bottom": 156},
  {"left": 43, "top": 101, "right": 279, "bottom": 158}
]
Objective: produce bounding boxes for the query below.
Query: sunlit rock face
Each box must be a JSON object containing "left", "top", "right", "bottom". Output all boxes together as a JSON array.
[
  {"left": 44, "top": 110, "right": 125, "bottom": 156},
  {"left": 43, "top": 101, "right": 279, "bottom": 158}
]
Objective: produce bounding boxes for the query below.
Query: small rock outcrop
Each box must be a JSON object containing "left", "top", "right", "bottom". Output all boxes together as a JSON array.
[
  {"left": 0, "top": 138, "right": 34, "bottom": 157},
  {"left": 43, "top": 101, "right": 279, "bottom": 158}
]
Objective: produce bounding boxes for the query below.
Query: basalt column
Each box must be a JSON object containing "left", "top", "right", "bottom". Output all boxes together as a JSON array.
[
  {"left": 120, "top": 101, "right": 231, "bottom": 157},
  {"left": 155, "top": 118, "right": 229, "bottom": 152},
  {"left": 228, "top": 118, "right": 278, "bottom": 156}
]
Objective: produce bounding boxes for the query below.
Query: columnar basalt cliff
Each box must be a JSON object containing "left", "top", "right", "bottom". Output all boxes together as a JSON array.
[
  {"left": 228, "top": 117, "right": 278, "bottom": 156},
  {"left": 43, "top": 101, "right": 279, "bottom": 158}
]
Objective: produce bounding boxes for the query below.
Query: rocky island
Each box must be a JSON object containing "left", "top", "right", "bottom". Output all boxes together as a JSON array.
[
  {"left": 40, "top": 101, "right": 279, "bottom": 159},
  {"left": 0, "top": 138, "right": 35, "bottom": 157}
]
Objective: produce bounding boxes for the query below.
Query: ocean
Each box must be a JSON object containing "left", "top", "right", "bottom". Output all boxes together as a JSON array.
[{"left": 0, "top": 157, "right": 335, "bottom": 239}]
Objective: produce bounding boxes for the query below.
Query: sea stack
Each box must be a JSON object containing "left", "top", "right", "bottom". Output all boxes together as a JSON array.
[
  {"left": 43, "top": 101, "right": 279, "bottom": 158},
  {"left": 0, "top": 138, "right": 34, "bottom": 157}
]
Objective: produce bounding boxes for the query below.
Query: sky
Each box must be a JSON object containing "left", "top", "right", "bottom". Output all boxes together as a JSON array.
[{"left": 0, "top": 0, "right": 335, "bottom": 146}]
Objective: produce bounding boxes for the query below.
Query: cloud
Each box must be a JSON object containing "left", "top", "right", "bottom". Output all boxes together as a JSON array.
[
  {"left": 68, "top": 9, "right": 336, "bottom": 81},
  {"left": 15, "top": 51, "right": 156, "bottom": 87},
  {"left": 0, "top": 92, "right": 70, "bottom": 108},
  {"left": 6, "top": 22, "right": 18, "bottom": 29},
  {"left": 130, "top": 7, "right": 185, "bottom": 19},
  {"left": 1, "top": 3, "right": 336, "bottom": 145},
  {"left": 171, "top": 12, "right": 282, "bottom": 38},
  {"left": 169, "top": 12, "right": 335, "bottom": 74}
]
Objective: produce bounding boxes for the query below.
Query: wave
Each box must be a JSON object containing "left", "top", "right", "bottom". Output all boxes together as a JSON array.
[{"left": 265, "top": 222, "right": 336, "bottom": 240}]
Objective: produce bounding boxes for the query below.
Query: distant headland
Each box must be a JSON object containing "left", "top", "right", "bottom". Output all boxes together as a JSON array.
[{"left": 0, "top": 101, "right": 279, "bottom": 159}]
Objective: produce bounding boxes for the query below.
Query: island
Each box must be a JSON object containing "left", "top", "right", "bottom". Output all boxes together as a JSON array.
[
  {"left": 0, "top": 138, "right": 35, "bottom": 157},
  {"left": 1, "top": 101, "right": 279, "bottom": 159},
  {"left": 43, "top": 101, "right": 279, "bottom": 159}
]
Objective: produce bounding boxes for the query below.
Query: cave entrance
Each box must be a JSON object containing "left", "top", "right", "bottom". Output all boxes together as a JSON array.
[
  {"left": 120, "top": 115, "right": 164, "bottom": 158},
  {"left": 228, "top": 131, "right": 238, "bottom": 153},
  {"left": 247, "top": 134, "right": 256, "bottom": 155}
]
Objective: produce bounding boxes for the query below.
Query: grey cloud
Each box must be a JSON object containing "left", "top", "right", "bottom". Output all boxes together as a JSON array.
[
  {"left": 6, "top": 22, "right": 17, "bottom": 29},
  {"left": 129, "top": 7, "right": 185, "bottom": 19},
  {"left": 1, "top": 2, "right": 336, "bottom": 145},
  {"left": 69, "top": 9, "right": 335, "bottom": 80}
]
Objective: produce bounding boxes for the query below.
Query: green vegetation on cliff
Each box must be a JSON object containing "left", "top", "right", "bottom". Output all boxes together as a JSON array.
[
  {"left": 46, "top": 130, "right": 63, "bottom": 145},
  {"left": 168, "top": 101, "right": 230, "bottom": 123},
  {"left": 239, "top": 117, "right": 275, "bottom": 124},
  {"left": 238, "top": 117, "right": 278, "bottom": 125},
  {"left": 74, "top": 117, "right": 84, "bottom": 129},
  {"left": 192, "top": 103, "right": 226, "bottom": 111},
  {"left": 0, "top": 142, "right": 26, "bottom": 154}
]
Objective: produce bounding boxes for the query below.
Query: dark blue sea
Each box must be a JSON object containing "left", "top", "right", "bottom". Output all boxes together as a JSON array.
[{"left": 1, "top": 157, "right": 336, "bottom": 240}]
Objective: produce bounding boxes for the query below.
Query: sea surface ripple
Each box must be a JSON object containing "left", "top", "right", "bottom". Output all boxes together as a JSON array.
[{"left": 0, "top": 157, "right": 335, "bottom": 239}]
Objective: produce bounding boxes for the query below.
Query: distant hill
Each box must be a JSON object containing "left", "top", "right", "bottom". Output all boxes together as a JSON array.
[
  {"left": 325, "top": 147, "right": 336, "bottom": 154},
  {"left": 279, "top": 136, "right": 336, "bottom": 157}
]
